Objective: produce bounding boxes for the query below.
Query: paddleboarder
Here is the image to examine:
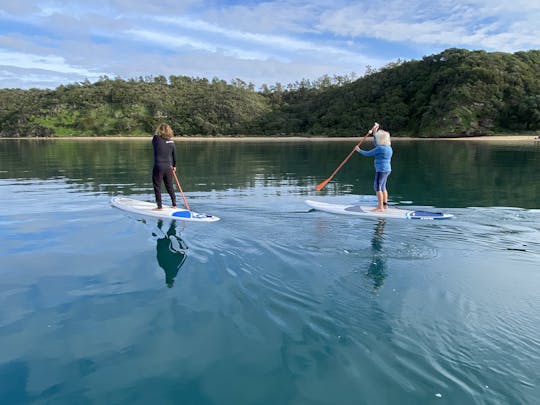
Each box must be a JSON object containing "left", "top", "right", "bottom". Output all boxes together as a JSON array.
[
  {"left": 154, "top": 220, "right": 187, "bottom": 288},
  {"left": 152, "top": 123, "right": 177, "bottom": 210},
  {"left": 355, "top": 124, "right": 393, "bottom": 212}
]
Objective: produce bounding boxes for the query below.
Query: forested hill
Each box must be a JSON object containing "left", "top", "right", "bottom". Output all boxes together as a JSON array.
[
  {"left": 1, "top": 48, "right": 539, "bottom": 138},
  {"left": 282, "top": 48, "right": 540, "bottom": 137}
]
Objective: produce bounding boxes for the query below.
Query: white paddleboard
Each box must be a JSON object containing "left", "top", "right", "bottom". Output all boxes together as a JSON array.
[
  {"left": 111, "top": 197, "right": 220, "bottom": 222},
  {"left": 306, "top": 200, "right": 453, "bottom": 220}
]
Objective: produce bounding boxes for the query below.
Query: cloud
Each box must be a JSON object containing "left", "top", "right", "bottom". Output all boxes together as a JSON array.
[
  {"left": 318, "top": 0, "right": 540, "bottom": 51},
  {"left": 0, "top": 0, "right": 539, "bottom": 89},
  {"left": 0, "top": 68, "right": 82, "bottom": 89},
  {"left": 154, "top": 16, "right": 368, "bottom": 61},
  {"left": 0, "top": 49, "right": 108, "bottom": 77},
  {"left": 200, "top": 0, "right": 324, "bottom": 34},
  {"left": 125, "top": 29, "right": 275, "bottom": 61}
]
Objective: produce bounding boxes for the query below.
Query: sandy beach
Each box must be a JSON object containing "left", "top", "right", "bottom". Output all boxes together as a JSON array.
[
  {"left": 175, "top": 135, "right": 539, "bottom": 142},
  {"left": 429, "top": 135, "right": 538, "bottom": 142},
  {"left": 5, "top": 135, "right": 538, "bottom": 142}
]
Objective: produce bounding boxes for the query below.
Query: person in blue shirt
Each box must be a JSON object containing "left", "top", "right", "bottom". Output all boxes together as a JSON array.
[
  {"left": 355, "top": 124, "right": 393, "bottom": 212},
  {"left": 152, "top": 123, "right": 177, "bottom": 210}
]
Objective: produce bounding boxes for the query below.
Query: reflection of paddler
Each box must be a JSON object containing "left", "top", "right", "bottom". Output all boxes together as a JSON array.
[
  {"left": 366, "top": 219, "right": 387, "bottom": 290},
  {"left": 154, "top": 220, "right": 187, "bottom": 288}
]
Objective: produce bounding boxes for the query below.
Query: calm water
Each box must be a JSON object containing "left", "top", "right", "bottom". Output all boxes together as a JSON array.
[{"left": 1, "top": 138, "right": 539, "bottom": 404}]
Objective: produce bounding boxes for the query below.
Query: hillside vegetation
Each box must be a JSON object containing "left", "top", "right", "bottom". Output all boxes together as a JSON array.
[{"left": 1, "top": 48, "right": 539, "bottom": 138}]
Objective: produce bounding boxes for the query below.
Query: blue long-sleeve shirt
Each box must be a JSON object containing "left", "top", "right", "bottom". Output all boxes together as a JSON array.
[{"left": 358, "top": 136, "right": 393, "bottom": 172}]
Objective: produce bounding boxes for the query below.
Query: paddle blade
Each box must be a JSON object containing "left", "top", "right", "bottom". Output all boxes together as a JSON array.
[{"left": 315, "top": 178, "right": 331, "bottom": 191}]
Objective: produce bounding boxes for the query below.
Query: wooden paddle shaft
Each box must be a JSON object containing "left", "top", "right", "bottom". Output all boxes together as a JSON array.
[
  {"left": 315, "top": 124, "right": 378, "bottom": 191},
  {"left": 171, "top": 168, "right": 190, "bottom": 210}
]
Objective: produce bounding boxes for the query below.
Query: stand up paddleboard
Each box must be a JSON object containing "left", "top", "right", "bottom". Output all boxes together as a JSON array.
[
  {"left": 306, "top": 200, "right": 453, "bottom": 220},
  {"left": 111, "top": 197, "right": 219, "bottom": 222}
]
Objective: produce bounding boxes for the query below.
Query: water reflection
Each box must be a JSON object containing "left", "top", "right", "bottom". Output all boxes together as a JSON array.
[
  {"left": 1, "top": 139, "right": 538, "bottom": 208},
  {"left": 152, "top": 220, "right": 188, "bottom": 288},
  {"left": 366, "top": 219, "right": 387, "bottom": 291}
]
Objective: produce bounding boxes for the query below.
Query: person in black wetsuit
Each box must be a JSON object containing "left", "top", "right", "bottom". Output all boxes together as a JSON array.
[
  {"left": 154, "top": 220, "right": 187, "bottom": 288},
  {"left": 152, "top": 124, "right": 177, "bottom": 210}
]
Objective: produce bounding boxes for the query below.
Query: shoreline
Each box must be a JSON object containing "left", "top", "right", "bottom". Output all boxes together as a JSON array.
[{"left": 1, "top": 135, "right": 537, "bottom": 142}]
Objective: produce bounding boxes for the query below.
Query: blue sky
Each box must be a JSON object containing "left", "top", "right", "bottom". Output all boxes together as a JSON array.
[{"left": 1, "top": 0, "right": 539, "bottom": 89}]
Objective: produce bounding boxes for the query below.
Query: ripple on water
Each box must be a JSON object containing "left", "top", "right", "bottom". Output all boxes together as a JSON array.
[
  {"left": 455, "top": 207, "right": 539, "bottom": 251},
  {"left": 93, "top": 194, "right": 540, "bottom": 403},
  {"left": 380, "top": 281, "right": 540, "bottom": 404}
]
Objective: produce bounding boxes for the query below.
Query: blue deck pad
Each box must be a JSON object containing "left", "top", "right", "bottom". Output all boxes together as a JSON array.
[
  {"left": 172, "top": 211, "right": 192, "bottom": 218},
  {"left": 409, "top": 211, "right": 449, "bottom": 220}
]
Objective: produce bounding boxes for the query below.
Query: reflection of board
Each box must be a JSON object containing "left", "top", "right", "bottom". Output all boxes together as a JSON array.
[
  {"left": 111, "top": 197, "right": 220, "bottom": 222},
  {"left": 306, "top": 200, "right": 453, "bottom": 220}
]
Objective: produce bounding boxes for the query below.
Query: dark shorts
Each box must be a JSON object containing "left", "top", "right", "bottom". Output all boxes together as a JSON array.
[{"left": 373, "top": 171, "right": 390, "bottom": 192}]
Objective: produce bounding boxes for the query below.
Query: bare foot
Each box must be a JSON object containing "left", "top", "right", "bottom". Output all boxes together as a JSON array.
[
  {"left": 370, "top": 207, "right": 385, "bottom": 212},
  {"left": 153, "top": 207, "right": 163, "bottom": 211}
]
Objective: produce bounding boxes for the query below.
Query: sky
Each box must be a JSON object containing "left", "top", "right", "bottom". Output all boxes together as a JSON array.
[{"left": 1, "top": 0, "right": 539, "bottom": 89}]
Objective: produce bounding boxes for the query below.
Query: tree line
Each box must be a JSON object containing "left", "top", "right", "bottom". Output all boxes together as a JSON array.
[{"left": 1, "top": 48, "right": 539, "bottom": 138}]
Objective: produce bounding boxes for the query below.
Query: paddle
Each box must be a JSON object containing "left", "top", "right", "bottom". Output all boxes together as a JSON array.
[
  {"left": 315, "top": 123, "right": 379, "bottom": 191},
  {"left": 171, "top": 168, "right": 190, "bottom": 210}
]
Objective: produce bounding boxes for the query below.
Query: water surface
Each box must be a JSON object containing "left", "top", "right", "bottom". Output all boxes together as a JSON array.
[{"left": 1, "top": 139, "right": 539, "bottom": 404}]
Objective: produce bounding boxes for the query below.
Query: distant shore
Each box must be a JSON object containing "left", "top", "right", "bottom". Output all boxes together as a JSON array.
[{"left": 2, "top": 135, "right": 538, "bottom": 142}]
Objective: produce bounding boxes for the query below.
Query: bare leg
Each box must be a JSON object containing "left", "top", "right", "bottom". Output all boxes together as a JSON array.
[{"left": 371, "top": 191, "right": 385, "bottom": 212}]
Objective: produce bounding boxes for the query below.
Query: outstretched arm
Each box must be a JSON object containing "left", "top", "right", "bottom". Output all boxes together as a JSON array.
[{"left": 355, "top": 145, "right": 379, "bottom": 156}]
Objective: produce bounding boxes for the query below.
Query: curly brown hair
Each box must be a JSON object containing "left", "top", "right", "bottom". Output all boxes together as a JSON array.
[{"left": 156, "top": 124, "right": 174, "bottom": 140}]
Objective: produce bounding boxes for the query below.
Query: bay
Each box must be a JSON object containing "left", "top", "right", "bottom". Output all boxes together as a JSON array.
[{"left": 0, "top": 138, "right": 539, "bottom": 404}]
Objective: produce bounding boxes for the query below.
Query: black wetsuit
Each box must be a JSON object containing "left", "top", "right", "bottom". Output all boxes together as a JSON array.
[
  {"left": 156, "top": 221, "right": 187, "bottom": 288},
  {"left": 152, "top": 135, "right": 177, "bottom": 208}
]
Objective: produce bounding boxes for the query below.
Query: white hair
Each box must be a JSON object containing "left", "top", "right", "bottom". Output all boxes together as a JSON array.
[{"left": 375, "top": 130, "right": 391, "bottom": 146}]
